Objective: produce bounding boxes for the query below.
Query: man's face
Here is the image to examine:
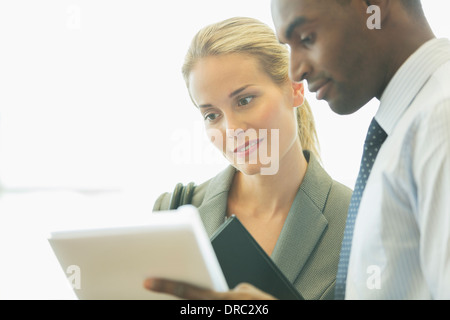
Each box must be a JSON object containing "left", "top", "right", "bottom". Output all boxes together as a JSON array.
[{"left": 271, "top": 0, "right": 384, "bottom": 115}]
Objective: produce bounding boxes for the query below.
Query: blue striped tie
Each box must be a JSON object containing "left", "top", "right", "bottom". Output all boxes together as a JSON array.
[{"left": 335, "top": 118, "right": 387, "bottom": 300}]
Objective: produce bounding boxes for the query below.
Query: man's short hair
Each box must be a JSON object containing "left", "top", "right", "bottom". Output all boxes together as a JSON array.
[
  {"left": 335, "top": 0, "right": 424, "bottom": 16},
  {"left": 401, "top": 0, "right": 424, "bottom": 17}
]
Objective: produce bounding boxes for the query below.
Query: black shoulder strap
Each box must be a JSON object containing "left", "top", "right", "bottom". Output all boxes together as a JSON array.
[{"left": 168, "top": 182, "right": 196, "bottom": 210}]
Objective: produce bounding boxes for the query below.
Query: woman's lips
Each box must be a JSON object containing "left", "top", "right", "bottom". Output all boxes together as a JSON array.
[{"left": 234, "top": 138, "right": 265, "bottom": 157}]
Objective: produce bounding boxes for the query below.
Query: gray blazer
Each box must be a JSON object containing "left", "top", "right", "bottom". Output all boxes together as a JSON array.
[{"left": 153, "top": 151, "right": 352, "bottom": 300}]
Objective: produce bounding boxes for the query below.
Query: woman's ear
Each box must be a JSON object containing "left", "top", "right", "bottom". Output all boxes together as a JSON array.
[{"left": 292, "top": 81, "right": 305, "bottom": 108}]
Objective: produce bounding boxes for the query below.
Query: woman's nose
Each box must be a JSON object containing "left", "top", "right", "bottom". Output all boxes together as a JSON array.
[
  {"left": 224, "top": 114, "right": 246, "bottom": 138},
  {"left": 226, "top": 127, "right": 245, "bottom": 138}
]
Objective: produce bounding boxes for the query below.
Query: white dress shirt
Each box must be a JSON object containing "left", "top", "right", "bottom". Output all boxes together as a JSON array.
[{"left": 346, "top": 38, "right": 450, "bottom": 299}]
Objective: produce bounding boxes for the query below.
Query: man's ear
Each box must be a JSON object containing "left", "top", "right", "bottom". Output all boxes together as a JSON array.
[
  {"left": 292, "top": 81, "right": 305, "bottom": 108},
  {"left": 363, "top": 0, "right": 391, "bottom": 24}
]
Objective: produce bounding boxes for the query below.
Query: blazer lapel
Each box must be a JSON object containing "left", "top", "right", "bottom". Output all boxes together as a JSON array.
[
  {"left": 196, "top": 152, "right": 331, "bottom": 284},
  {"left": 197, "top": 165, "right": 237, "bottom": 237},
  {"left": 271, "top": 152, "right": 330, "bottom": 283}
]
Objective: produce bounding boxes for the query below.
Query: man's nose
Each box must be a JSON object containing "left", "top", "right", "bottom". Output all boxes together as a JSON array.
[{"left": 289, "top": 50, "right": 312, "bottom": 82}]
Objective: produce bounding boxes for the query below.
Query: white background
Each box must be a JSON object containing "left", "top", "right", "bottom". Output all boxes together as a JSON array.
[{"left": 0, "top": 1, "right": 449, "bottom": 299}]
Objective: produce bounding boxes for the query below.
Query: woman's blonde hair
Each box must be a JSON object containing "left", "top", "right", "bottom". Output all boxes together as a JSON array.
[{"left": 182, "top": 17, "right": 320, "bottom": 160}]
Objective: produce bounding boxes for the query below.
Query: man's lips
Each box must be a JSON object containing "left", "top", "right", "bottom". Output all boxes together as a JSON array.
[{"left": 308, "top": 79, "right": 332, "bottom": 100}]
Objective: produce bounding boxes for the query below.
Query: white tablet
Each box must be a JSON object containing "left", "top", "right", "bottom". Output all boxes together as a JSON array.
[{"left": 48, "top": 205, "right": 228, "bottom": 300}]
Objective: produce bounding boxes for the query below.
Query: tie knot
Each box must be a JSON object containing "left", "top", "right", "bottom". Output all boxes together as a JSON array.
[{"left": 365, "top": 118, "right": 387, "bottom": 145}]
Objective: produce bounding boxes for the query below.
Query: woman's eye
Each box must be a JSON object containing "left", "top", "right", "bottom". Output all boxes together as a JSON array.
[
  {"left": 238, "top": 96, "right": 254, "bottom": 106},
  {"left": 204, "top": 113, "right": 219, "bottom": 121}
]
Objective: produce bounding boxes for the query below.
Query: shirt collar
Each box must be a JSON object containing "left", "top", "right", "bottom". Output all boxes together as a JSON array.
[{"left": 375, "top": 38, "right": 450, "bottom": 135}]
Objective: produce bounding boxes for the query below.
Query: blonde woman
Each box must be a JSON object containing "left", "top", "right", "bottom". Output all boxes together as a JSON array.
[{"left": 147, "top": 17, "right": 352, "bottom": 300}]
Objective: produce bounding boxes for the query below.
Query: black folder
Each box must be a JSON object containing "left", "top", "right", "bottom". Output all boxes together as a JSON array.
[{"left": 210, "top": 215, "right": 304, "bottom": 300}]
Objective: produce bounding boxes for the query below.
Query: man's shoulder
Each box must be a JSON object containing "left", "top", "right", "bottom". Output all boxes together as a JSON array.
[
  {"left": 414, "top": 60, "right": 450, "bottom": 116},
  {"left": 431, "top": 60, "right": 450, "bottom": 97}
]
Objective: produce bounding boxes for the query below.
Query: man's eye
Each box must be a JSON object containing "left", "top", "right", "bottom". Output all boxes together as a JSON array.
[
  {"left": 300, "top": 33, "right": 315, "bottom": 45},
  {"left": 238, "top": 96, "right": 254, "bottom": 106}
]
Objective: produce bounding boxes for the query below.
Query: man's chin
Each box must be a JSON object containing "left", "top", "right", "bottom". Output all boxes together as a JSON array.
[{"left": 327, "top": 96, "right": 366, "bottom": 116}]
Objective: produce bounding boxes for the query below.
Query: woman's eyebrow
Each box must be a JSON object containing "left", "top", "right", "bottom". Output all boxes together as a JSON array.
[
  {"left": 198, "top": 84, "right": 255, "bottom": 109},
  {"left": 229, "top": 84, "right": 254, "bottom": 98}
]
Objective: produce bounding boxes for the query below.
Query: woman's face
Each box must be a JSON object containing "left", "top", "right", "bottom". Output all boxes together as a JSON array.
[{"left": 188, "top": 53, "right": 304, "bottom": 175}]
